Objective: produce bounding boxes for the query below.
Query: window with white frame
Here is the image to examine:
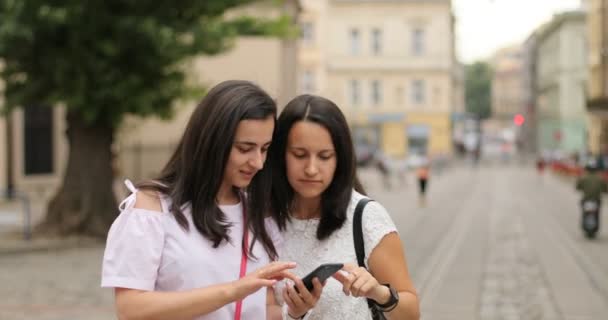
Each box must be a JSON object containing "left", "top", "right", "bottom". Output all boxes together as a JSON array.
[
  {"left": 301, "top": 70, "right": 315, "bottom": 93},
  {"left": 371, "top": 80, "right": 382, "bottom": 106},
  {"left": 411, "top": 27, "right": 425, "bottom": 56},
  {"left": 411, "top": 79, "right": 426, "bottom": 105},
  {"left": 349, "top": 79, "right": 361, "bottom": 106},
  {"left": 301, "top": 22, "right": 314, "bottom": 45},
  {"left": 371, "top": 28, "right": 382, "bottom": 55},
  {"left": 350, "top": 28, "right": 361, "bottom": 55}
]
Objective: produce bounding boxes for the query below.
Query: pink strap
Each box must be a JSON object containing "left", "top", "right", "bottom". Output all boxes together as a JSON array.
[{"left": 234, "top": 195, "right": 249, "bottom": 320}]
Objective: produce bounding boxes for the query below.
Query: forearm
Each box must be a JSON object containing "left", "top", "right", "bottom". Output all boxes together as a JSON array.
[
  {"left": 116, "top": 283, "right": 237, "bottom": 320},
  {"left": 385, "top": 291, "right": 420, "bottom": 320},
  {"left": 266, "top": 304, "right": 282, "bottom": 320},
  {"left": 266, "top": 282, "right": 282, "bottom": 320}
]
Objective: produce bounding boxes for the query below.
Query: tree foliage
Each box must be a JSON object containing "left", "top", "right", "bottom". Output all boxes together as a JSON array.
[
  {"left": 0, "top": 0, "right": 293, "bottom": 126},
  {"left": 0, "top": 0, "right": 294, "bottom": 236},
  {"left": 465, "top": 61, "right": 493, "bottom": 120}
]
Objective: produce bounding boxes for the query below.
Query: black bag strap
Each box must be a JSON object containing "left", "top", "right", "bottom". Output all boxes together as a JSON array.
[
  {"left": 353, "top": 198, "right": 378, "bottom": 314},
  {"left": 353, "top": 198, "right": 373, "bottom": 267}
]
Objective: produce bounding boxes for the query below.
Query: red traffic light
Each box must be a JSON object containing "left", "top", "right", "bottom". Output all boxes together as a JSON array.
[{"left": 513, "top": 114, "right": 525, "bottom": 126}]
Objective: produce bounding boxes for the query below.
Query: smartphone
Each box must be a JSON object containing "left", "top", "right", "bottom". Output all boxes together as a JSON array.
[{"left": 296, "top": 263, "right": 344, "bottom": 293}]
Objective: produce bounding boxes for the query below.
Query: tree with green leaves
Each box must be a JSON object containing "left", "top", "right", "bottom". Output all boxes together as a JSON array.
[
  {"left": 465, "top": 61, "right": 493, "bottom": 120},
  {"left": 0, "top": 0, "right": 294, "bottom": 237}
]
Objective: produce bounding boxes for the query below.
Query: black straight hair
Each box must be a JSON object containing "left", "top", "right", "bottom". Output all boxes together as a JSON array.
[
  {"left": 270, "top": 94, "right": 366, "bottom": 240},
  {"left": 139, "top": 80, "right": 278, "bottom": 259}
]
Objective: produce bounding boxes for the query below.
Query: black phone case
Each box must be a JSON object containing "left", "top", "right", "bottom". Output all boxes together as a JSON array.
[{"left": 300, "top": 263, "right": 343, "bottom": 291}]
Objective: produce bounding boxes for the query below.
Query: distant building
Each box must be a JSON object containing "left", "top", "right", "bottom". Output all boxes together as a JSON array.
[
  {"left": 585, "top": 0, "right": 608, "bottom": 155},
  {"left": 298, "top": 0, "right": 458, "bottom": 157},
  {"left": 521, "top": 32, "right": 539, "bottom": 154},
  {"left": 491, "top": 45, "right": 525, "bottom": 125},
  {"left": 535, "top": 10, "right": 588, "bottom": 153}
]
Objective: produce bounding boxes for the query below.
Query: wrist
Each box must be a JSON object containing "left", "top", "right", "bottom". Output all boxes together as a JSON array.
[
  {"left": 226, "top": 280, "right": 244, "bottom": 301},
  {"left": 284, "top": 304, "right": 308, "bottom": 320},
  {"left": 373, "top": 284, "right": 400, "bottom": 312},
  {"left": 371, "top": 284, "right": 391, "bottom": 305},
  {"left": 287, "top": 309, "right": 307, "bottom": 319}
]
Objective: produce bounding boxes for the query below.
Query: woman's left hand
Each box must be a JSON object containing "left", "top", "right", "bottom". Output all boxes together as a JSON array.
[{"left": 332, "top": 263, "right": 386, "bottom": 302}]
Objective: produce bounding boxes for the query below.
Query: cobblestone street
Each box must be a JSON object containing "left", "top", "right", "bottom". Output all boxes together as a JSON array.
[
  {"left": 1, "top": 164, "right": 608, "bottom": 319},
  {"left": 0, "top": 247, "right": 113, "bottom": 320}
]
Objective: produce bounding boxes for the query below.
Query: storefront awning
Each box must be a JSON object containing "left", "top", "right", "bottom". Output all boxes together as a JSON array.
[{"left": 407, "top": 124, "right": 430, "bottom": 138}]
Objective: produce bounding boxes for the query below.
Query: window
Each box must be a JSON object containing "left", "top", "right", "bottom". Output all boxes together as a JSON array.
[
  {"left": 350, "top": 79, "right": 361, "bottom": 106},
  {"left": 407, "top": 124, "right": 430, "bottom": 155},
  {"left": 371, "top": 80, "right": 382, "bottom": 106},
  {"left": 411, "top": 80, "right": 426, "bottom": 105},
  {"left": 23, "top": 105, "right": 54, "bottom": 175},
  {"left": 301, "top": 22, "right": 314, "bottom": 45},
  {"left": 411, "top": 28, "right": 425, "bottom": 56},
  {"left": 371, "top": 28, "right": 382, "bottom": 55},
  {"left": 301, "top": 70, "right": 315, "bottom": 93},
  {"left": 350, "top": 28, "right": 361, "bottom": 55}
]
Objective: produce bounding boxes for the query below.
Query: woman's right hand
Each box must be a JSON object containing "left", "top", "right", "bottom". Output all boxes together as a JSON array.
[
  {"left": 281, "top": 274, "right": 324, "bottom": 319},
  {"left": 232, "top": 261, "right": 297, "bottom": 300}
]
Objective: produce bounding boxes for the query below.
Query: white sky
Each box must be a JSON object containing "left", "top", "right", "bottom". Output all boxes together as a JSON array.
[{"left": 453, "top": 0, "right": 583, "bottom": 63}]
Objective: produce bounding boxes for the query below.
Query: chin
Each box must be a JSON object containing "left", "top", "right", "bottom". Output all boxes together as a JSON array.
[
  {"left": 233, "top": 179, "right": 252, "bottom": 189},
  {"left": 295, "top": 188, "right": 323, "bottom": 199}
]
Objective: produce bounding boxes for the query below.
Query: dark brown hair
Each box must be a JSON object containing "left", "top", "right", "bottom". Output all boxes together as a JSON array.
[
  {"left": 139, "top": 80, "right": 278, "bottom": 259},
  {"left": 270, "top": 94, "right": 366, "bottom": 240}
]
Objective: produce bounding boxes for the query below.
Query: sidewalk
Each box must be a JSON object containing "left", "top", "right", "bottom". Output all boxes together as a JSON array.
[{"left": 0, "top": 231, "right": 104, "bottom": 255}]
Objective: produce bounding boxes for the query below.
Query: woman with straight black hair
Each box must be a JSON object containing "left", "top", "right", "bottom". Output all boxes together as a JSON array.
[
  {"left": 269, "top": 94, "right": 420, "bottom": 320},
  {"left": 101, "top": 80, "right": 297, "bottom": 320}
]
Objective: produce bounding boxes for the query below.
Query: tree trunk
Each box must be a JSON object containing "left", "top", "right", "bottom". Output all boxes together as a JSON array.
[{"left": 39, "top": 111, "right": 118, "bottom": 237}]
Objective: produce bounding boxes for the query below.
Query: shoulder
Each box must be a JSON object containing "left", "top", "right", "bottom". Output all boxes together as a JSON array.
[
  {"left": 349, "top": 191, "right": 389, "bottom": 217},
  {"left": 133, "top": 189, "right": 164, "bottom": 213}
]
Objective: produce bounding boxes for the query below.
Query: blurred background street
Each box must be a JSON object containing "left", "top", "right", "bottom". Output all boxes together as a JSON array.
[{"left": 2, "top": 163, "right": 608, "bottom": 319}]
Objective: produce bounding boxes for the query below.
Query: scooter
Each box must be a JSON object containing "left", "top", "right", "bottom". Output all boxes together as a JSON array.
[{"left": 581, "top": 199, "right": 600, "bottom": 239}]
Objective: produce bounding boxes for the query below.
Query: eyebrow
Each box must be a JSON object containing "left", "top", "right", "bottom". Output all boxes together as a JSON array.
[
  {"left": 290, "top": 146, "right": 335, "bottom": 153},
  {"left": 235, "top": 141, "right": 271, "bottom": 146}
]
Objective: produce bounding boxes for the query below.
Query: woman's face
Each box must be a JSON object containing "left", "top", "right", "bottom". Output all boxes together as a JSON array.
[
  {"left": 223, "top": 116, "right": 275, "bottom": 189},
  {"left": 285, "top": 121, "right": 337, "bottom": 200}
]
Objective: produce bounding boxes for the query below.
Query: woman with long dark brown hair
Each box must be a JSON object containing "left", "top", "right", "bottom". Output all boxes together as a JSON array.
[
  {"left": 269, "top": 95, "right": 420, "bottom": 320},
  {"left": 101, "top": 80, "right": 297, "bottom": 320}
]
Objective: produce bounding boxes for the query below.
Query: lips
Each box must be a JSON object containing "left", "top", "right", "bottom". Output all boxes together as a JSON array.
[
  {"left": 300, "top": 179, "right": 322, "bottom": 184},
  {"left": 240, "top": 170, "right": 255, "bottom": 178}
]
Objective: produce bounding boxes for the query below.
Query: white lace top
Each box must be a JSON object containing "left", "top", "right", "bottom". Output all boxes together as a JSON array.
[{"left": 275, "top": 191, "right": 398, "bottom": 320}]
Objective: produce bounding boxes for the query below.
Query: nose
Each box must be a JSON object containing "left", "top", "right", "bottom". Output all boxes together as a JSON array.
[
  {"left": 249, "top": 150, "right": 265, "bottom": 170},
  {"left": 304, "top": 158, "right": 319, "bottom": 176}
]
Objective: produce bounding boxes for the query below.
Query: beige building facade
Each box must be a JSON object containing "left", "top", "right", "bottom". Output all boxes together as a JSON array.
[
  {"left": 586, "top": 0, "right": 608, "bottom": 154},
  {"left": 491, "top": 45, "right": 525, "bottom": 123},
  {"left": 298, "top": 0, "right": 457, "bottom": 157},
  {"left": 535, "top": 11, "right": 588, "bottom": 153}
]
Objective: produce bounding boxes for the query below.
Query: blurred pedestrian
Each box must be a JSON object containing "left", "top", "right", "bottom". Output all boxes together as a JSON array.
[
  {"left": 536, "top": 156, "right": 546, "bottom": 175},
  {"left": 375, "top": 150, "right": 392, "bottom": 190},
  {"left": 101, "top": 80, "right": 297, "bottom": 320},
  {"left": 269, "top": 94, "right": 421, "bottom": 320},
  {"left": 416, "top": 163, "right": 430, "bottom": 207}
]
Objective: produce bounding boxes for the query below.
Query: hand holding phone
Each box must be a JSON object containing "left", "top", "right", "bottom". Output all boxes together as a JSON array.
[
  {"left": 282, "top": 264, "right": 340, "bottom": 319},
  {"left": 298, "top": 263, "right": 343, "bottom": 292}
]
